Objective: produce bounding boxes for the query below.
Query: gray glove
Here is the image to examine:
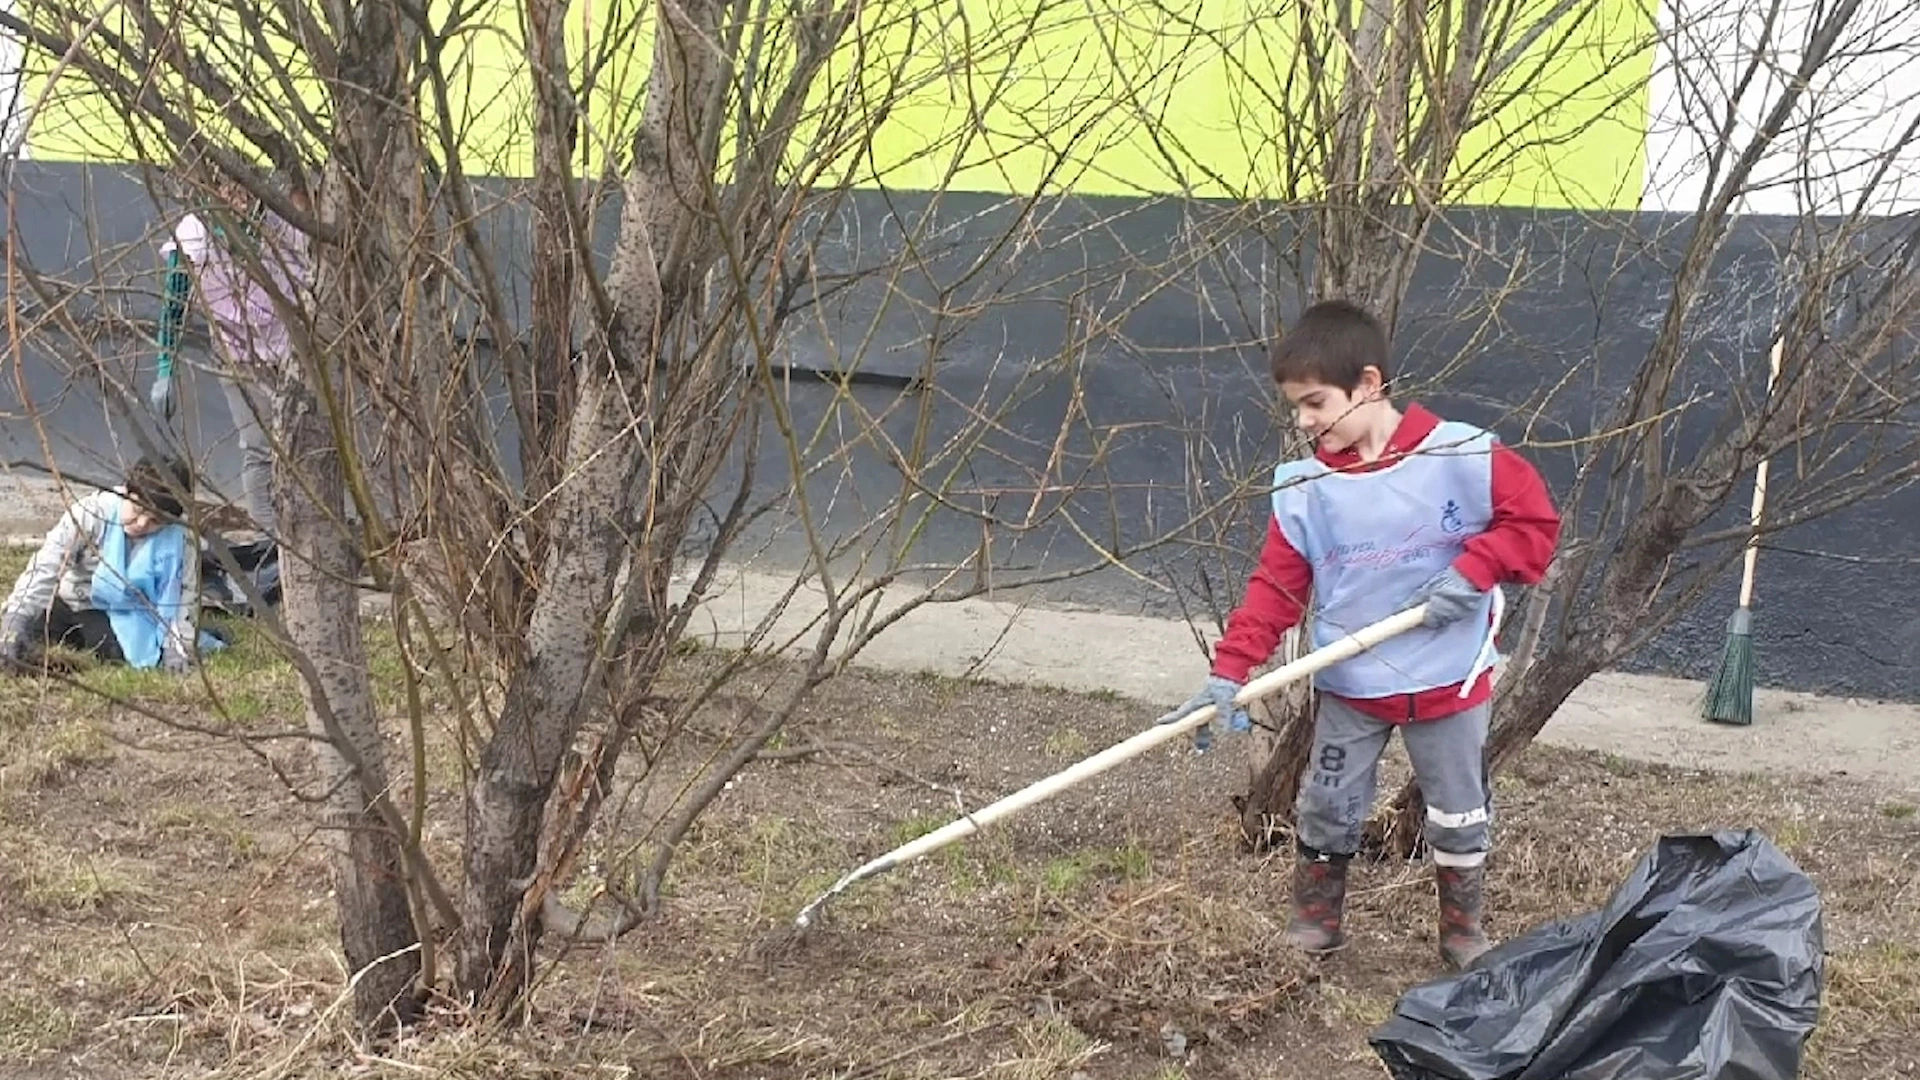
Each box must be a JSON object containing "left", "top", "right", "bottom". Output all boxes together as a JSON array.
[
  {"left": 1410, "top": 567, "right": 1488, "bottom": 628},
  {"left": 1157, "top": 674, "right": 1250, "bottom": 752},
  {"left": 1, "top": 611, "right": 33, "bottom": 664},
  {"left": 149, "top": 369, "right": 176, "bottom": 420},
  {"left": 160, "top": 644, "right": 193, "bottom": 675}
]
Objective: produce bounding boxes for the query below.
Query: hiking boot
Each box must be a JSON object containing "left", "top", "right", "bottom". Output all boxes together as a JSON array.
[
  {"left": 1283, "top": 847, "right": 1350, "bottom": 954},
  {"left": 1436, "top": 862, "right": 1491, "bottom": 970}
]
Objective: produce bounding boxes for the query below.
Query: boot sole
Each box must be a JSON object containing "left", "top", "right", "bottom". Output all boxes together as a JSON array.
[
  {"left": 1283, "top": 930, "right": 1348, "bottom": 955},
  {"left": 1440, "top": 940, "right": 1491, "bottom": 971}
]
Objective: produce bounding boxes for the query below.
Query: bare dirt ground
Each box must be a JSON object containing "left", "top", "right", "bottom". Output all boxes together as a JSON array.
[
  {"left": 2, "top": 471, "right": 1917, "bottom": 1079},
  {"left": 1, "top": 635, "right": 1917, "bottom": 1079}
]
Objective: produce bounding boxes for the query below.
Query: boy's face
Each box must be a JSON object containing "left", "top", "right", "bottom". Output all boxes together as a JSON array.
[
  {"left": 1280, "top": 367, "right": 1387, "bottom": 453},
  {"left": 121, "top": 499, "right": 166, "bottom": 539}
]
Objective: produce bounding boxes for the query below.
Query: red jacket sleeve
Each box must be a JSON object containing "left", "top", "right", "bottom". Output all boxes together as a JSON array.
[
  {"left": 1452, "top": 441, "right": 1561, "bottom": 590},
  {"left": 1211, "top": 517, "right": 1314, "bottom": 682}
]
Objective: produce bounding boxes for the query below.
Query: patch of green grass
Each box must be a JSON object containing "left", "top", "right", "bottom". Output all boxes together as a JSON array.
[
  {"left": 2, "top": 716, "right": 115, "bottom": 789},
  {"left": 1001, "top": 1016, "right": 1103, "bottom": 1080},
  {"left": 151, "top": 801, "right": 263, "bottom": 867},
  {"left": 0, "top": 606, "right": 442, "bottom": 739},
  {"left": 1881, "top": 802, "right": 1916, "bottom": 820},
  {"left": 1040, "top": 856, "right": 1090, "bottom": 894},
  {"left": 364, "top": 625, "right": 412, "bottom": 707},
  {"left": 210, "top": 687, "right": 272, "bottom": 724},
  {"left": 0, "top": 986, "right": 77, "bottom": 1061},
  {"left": 1109, "top": 840, "right": 1152, "bottom": 880},
  {"left": 1772, "top": 818, "right": 1813, "bottom": 851},
  {"left": 1043, "top": 728, "right": 1090, "bottom": 759},
  {"left": 938, "top": 849, "right": 982, "bottom": 892},
  {"left": 13, "top": 846, "right": 148, "bottom": 915},
  {"left": 891, "top": 812, "right": 948, "bottom": 846},
  {"left": 1038, "top": 840, "right": 1154, "bottom": 894},
  {"left": 77, "top": 660, "right": 177, "bottom": 702},
  {"left": 878, "top": 813, "right": 1003, "bottom": 893},
  {"left": 9, "top": 618, "right": 301, "bottom": 730}
]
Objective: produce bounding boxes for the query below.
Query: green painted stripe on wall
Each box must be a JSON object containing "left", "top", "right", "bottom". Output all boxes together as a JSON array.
[{"left": 18, "top": 0, "right": 1658, "bottom": 210}]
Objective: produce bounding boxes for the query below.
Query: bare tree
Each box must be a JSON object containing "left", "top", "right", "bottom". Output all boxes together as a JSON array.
[
  {"left": 9, "top": 0, "right": 1914, "bottom": 1034},
  {"left": 1361, "top": 0, "right": 1920, "bottom": 857},
  {"left": 1157, "top": 0, "right": 1920, "bottom": 854},
  {"left": 0, "top": 0, "right": 1279, "bottom": 1030},
  {"left": 1131, "top": 0, "right": 1661, "bottom": 840}
]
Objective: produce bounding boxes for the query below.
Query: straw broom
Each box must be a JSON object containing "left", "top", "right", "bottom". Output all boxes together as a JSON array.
[{"left": 1704, "top": 336, "right": 1784, "bottom": 726}]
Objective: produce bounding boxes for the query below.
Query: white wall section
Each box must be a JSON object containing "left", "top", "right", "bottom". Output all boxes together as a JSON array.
[
  {"left": 1643, "top": 0, "right": 1920, "bottom": 216},
  {"left": 1, "top": 0, "right": 26, "bottom": 159}
]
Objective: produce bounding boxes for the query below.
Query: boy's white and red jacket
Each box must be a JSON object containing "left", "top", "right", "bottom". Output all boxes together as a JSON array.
[{"left": 1211, "top": 403, "right": 1562, "bottom": 724}]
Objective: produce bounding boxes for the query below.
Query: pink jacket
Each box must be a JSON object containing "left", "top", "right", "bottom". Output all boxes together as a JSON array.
[{"left": 162, "top": 210, "right": 309, "bottom": 365}]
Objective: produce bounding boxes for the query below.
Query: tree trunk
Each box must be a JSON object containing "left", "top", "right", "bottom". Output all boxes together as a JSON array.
[
  {"left": 518, "top": 0, "right": 581, "bottom": 511},
  {"left": 1235, "top": 1, "right": 1438, "bottom": 850},
  {"left": 456, "top": 377, "right": 638, "bottom": 1018},
  {"left": 1484, "top": 649, "right": 1599, "bottom": 774},
  {"left": 1364, "top": 560, "right": 1577, "bottom": 859},
  {"left": 1235, "top": 687, "right": 1317, "bottom": 851},
  {"left": 1363, "top": 649, "right": 1600, "bottom": 860},
  {"left": 455, "top": 0, "right": 724, "bottom": 1018},
  {"left": 1366, "top": 641, "right": 1601, "bottom": 859},
  {"left": 276, "top": 376, "right": 423, "bottom": 1032}
]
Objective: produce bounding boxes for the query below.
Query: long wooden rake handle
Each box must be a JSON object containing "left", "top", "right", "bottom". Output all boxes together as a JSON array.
[{"left": 792, "top": 603, "right": 1432, "bottom": 928}]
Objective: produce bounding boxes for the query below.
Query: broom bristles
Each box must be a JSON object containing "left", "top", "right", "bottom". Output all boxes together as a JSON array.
[{"left": 1703, "top": 606, "right": 1755, "bottom": 726}]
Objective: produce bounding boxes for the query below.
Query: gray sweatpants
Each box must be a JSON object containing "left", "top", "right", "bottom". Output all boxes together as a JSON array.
[
  {"left": 219, "top": 371, "right": 278, "bottom": 535},
  {"left": 1295, "top": 694, "right": 1492, "bottom": 867}
]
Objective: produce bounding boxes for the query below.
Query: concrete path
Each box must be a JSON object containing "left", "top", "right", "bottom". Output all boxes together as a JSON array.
[{"left": 673, "top": 561, "right": 1920, "bottom": 797}]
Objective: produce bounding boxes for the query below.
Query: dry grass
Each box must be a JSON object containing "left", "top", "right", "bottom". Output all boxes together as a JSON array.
[{"left": 0, "top": 559, "right": 1915, "bottom": 1078}]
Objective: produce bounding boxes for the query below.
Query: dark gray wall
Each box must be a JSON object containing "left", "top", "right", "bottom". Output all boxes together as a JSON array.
[{"left": 4, "top": 163, "right": 1915, "bottom": 703}]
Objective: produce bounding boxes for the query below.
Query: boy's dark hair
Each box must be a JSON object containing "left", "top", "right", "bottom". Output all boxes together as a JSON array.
[
  {"left": 1269, "top": 299, "right": 1391, "bottom": 392},
  {"left": 124, "top": 455, "right": 195, "bottom": 518}
]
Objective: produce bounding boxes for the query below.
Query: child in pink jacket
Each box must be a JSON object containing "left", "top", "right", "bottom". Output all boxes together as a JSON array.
[{"left": 150, "top": 170, "right": 311, "bottom": 541}]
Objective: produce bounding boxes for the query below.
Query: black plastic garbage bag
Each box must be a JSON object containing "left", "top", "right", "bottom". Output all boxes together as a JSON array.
[{"left": 1370, "top": 829, "right": 1824, "bottom": 1080}]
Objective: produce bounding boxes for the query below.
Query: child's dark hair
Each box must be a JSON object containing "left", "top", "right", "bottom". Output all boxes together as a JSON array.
[
  {"left": 1269, "top": 299, "right": 1391, "bottom": 393},
  {"left": 124, "top": 455, "right": 195, "bottom": 518}
]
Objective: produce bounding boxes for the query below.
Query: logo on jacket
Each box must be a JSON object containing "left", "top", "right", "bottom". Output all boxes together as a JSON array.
[{"left": 1439, "top": 499, "right": 1465, "bottom": 534}]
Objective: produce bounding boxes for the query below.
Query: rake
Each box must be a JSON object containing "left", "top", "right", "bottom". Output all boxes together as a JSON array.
[{"left": 790, "top": 603, "right": 1431, "bottom": 931}]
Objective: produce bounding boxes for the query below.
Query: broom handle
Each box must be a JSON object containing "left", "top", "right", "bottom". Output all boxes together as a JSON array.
[
  {"left": 1740, "top": 337, "right": 1785, "bottom": 608},
  {"left": 800, "top": 605, "right": 1429, "bottom": 910}
]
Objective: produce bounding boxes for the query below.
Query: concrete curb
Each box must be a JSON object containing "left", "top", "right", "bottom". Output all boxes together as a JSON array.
[{"left": 674, "top": 561, "right": 1920, "bottom": 794}]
